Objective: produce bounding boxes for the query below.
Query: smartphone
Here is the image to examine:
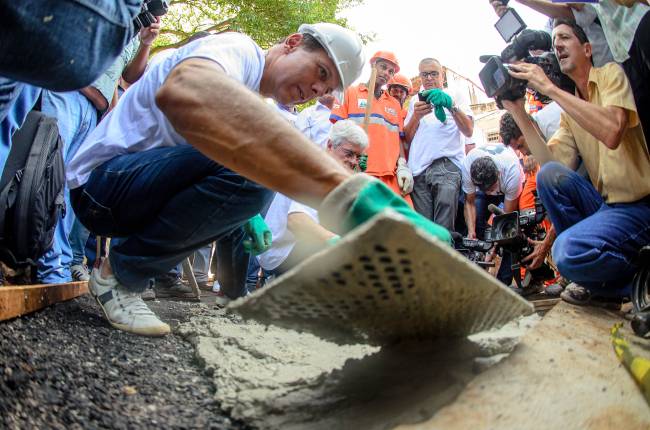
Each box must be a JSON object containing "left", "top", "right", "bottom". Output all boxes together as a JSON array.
[{"left": 495, "top": 8, "right": 526, "bottom": 43}]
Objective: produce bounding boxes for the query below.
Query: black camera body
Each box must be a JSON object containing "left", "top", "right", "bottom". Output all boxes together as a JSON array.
[
  {"left": 133, "top": 0, "right": 168, "bottom": 33},
  {"left": 486, "top": 194, "right": 555, "bottom": 287},
  {"left": 452, "top": 233, "right": 495, "bottom": 268},
  {"left": 479, "top": 29, "right": 554, "bottom": 104}
]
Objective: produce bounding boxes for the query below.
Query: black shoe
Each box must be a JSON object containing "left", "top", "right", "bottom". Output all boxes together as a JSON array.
[
  {"left": 154, "top": 278, "right": 196, "bottom": 299},
  {"left": 509, "top": 283, "right": 543, "bottom": 297}
]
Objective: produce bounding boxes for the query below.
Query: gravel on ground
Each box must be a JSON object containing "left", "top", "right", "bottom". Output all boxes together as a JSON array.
[{"left": 0, "top": 293, "right": 244, "bottom": 430}]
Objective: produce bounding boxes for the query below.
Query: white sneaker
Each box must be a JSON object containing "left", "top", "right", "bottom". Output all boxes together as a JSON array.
[
  {"left": 89, "top": 264, "right": 170, "bottom": 336},
  {"left": 71, "top": 264, "right": 91, "bottom": 281}
]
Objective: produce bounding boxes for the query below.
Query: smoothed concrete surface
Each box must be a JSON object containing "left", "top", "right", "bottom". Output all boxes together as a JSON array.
[{"left": 395, "top": 302, "right": 650, "bottom": 430}]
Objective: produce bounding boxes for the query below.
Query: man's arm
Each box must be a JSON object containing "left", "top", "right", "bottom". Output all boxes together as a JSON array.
[
  {"left": 490, "top": 0, "right": 573, "bottom": 19},
  {"left": 451, "top": 109, "right": 473, "bottom": 138},
  {"left": 464, "top": 192, "right": 478, "bottom": 239},
  {"left": 287, "top": 212, "right": 337, "bottom": 244},
  {"left": 502, "top": 98, "right": 556, "bottom": 165},
  {"left": 156, "top": 58, "right": 349, "bottom": 208},
  {"left": 122, "top": 19, "right": 161, "bottom": 84},
  {"left": 509, "top": 62, "right": 629, "bottom": 150},
  {"left": 404, "top": 101, "right": 433, "bottom": 143},
  {"left": 504, "top": 198, "right": 518, "bottom": 214}
]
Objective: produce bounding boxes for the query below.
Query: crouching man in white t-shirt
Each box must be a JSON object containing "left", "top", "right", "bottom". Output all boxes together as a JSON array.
[
  {"left": 65, "top": 24, "right": 453, "bottom": 337},
  {"left": 258, "top": 120, "right": 368, "bottom": 278}
]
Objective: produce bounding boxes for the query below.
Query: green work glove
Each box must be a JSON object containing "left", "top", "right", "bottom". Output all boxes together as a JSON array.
[
  {"left": 326, "top": 235, "right": 341, "bottom": 246},
  {"left": 243, "top": 214, "right": 272, "bottom": 255},
  {"left": 422, "top": 88, "right": 453, "bottom": 109},
  {"left": 319, "top": 175, "right": 452, "bottom": 245},
  {"left": 421, "top": 88, "right": 453, "bottom": 123},
  {"left": 358, "top": 154, "right": 368, "bottom": 172}
]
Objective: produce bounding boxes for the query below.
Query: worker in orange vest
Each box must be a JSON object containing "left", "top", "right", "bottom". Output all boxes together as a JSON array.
[
  {"left": 388, "top": 73, "right": 412, "bottom": 110},
  {"left": 388, "top": 74, "right": 414, "bottom": 160},
  {"left": 330, "top": 51, "right": 413, "bottom": 204}
]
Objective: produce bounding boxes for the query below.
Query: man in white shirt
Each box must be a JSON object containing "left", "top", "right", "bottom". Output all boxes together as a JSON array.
[
  {"left": 294, "top": 94, "right": 335, "bottom": 148},
  {"left": 258, "top": 120, "right": 368, "bottom": 275},
  {"left": 404, "top": 58, "right": 474, "bottom": 232},
  {"left": 67, "top": 24, "right": 453, "bottom": 336},
  {"left": 462, "top": 141, "right": 525, "bottom": 286},
  {"left": 462, "top": 144, "right": 524, "bottom": 241}
]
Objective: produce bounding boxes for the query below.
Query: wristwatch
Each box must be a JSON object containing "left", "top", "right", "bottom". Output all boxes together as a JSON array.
[{"left": 449, "top": 104, "right": 460, "bottom": 114}]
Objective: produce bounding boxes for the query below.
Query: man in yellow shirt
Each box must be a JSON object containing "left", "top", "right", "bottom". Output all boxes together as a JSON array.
[{"left": 502, "top": 19, "right": 650, "bottom": 308}]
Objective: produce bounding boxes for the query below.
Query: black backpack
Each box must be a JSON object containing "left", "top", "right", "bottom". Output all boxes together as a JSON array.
[{"left": 0, "top": 111, "right": 66, "bottom": 268}]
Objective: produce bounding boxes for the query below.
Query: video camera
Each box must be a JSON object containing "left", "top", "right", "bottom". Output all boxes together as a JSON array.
[
  {"left": 478, "top": 29, "right": 553, "bottom": 103},
  {"left": 453, "top": 191, "right": 555, "bottom": 288},
  {"left": 133, "top": 0, "right": 168, "bottom": 33},
  {"left": 485, "top": 193, "right": 555, "bottom": 288},
  {"left": 452, "top": 233, "right": 494, "bottom": 268}
]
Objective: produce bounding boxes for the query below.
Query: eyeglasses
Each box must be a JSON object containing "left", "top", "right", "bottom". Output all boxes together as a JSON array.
[
  {"left": 336, "top": 147, "right": 361, "bottom": 161},
  {"left": 419, "top": 71, "right": 440, "bottom": 79}
]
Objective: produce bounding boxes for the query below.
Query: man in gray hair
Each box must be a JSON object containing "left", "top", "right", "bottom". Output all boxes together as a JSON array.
[{"left": 257, "top": 120, "right": 368, "bottom": 276}]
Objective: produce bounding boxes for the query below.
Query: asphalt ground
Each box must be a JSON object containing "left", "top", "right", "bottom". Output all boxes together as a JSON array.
[{"left": 0, "top": 292, "right": 245, "bottom": 430}]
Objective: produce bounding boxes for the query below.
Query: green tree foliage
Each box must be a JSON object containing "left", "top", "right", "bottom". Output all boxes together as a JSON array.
[{"left": 153, "top": 0, "right": 366, "bottom": 54}]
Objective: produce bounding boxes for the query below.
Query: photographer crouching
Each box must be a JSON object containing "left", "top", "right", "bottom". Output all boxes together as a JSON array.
[{"left": 501, "top": 19, "right": 650, "bottom": 309}]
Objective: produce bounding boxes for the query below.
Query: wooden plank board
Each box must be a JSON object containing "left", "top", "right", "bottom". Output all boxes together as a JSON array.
[
  {"left": 0, "top": 281, "right": 88, "bottom": 321},
  {"left": 395, "top": 302, "right": 650, "bottom": 430}
]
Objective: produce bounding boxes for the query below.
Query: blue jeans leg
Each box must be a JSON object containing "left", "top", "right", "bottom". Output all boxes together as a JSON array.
[
  {"left": 71, "top": 146, "right": 274, "bottom": 292},
  {"left": 69, "top": 218, "right": 91, "bottom": 266},
  {"left": 539, "top": 162, "right": 650, "bottom": 295},
  {"left": 0, "top": 0, "right": 140, "bottom": 90},
  {"left": 246, "top": 257, "right": 261, "bottom": 294},
  {"left": 536, "top": 162, "right": 603, "bottom": 234},
  {"left": 37, "top": 90, "right": 97, "bottom": 283},
  {"left": 0, "top": 81, "right": 41, "bottom": 171},
  {"left": 216, "top": 228, "right": 250, "bottom": 299},
  {"left": 474, "top": 192, "right": 504, "bottom": 240}
]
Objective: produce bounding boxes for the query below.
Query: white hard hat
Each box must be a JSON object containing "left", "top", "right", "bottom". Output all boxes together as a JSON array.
[{"left": 298, "top": 23, "right": 364, "bottom": 100}]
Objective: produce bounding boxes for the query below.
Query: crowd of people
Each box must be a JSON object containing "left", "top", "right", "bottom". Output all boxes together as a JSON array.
[{"left": 0, "top": 0, "right": 648, "bottom": 337}]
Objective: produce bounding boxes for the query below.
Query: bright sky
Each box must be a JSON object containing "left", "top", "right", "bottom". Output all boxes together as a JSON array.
[{"left": 339, "top": 0, "right": 549, "bottom": 97}]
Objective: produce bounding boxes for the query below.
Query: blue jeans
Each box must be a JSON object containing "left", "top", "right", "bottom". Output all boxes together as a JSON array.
[
  {"left": 538, "top": 162, "right": 650, "bottom": 296},
  {"left": 0, "top": 82, "right": 41, "bottom": 170},
  {"left": 70, "top": 146, "right": 274, "bottom": 293},
  {"left": 37, "top": 90, "right": 98, "bottom": 283},
  {"left": 215, "top": 228, "right": 251, "bottom": 299},
  {"left": 0, "top": 0, "right": 140, "bottom": 91}
]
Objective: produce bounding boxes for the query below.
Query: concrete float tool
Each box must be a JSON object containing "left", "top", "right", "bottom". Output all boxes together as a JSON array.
[{"left": 230, "top": 213, "right": 533, "bottom": 345}]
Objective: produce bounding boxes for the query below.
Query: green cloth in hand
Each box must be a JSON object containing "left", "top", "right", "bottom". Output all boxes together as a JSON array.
[
  {"left": 344, "top": 180, "right": 452, "bottom": 245},
  {"left": 421, "top": 88, "right": 453, "bottom": 123},
  {"left": 243, "top": 214, "right": 272, "bottom": 255}
]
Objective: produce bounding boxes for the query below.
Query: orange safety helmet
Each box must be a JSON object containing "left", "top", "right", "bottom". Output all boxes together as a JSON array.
[
  {"left": 388, "top": 74, "right": 412, "bottom": 93},
  {"left": 370, "top": 50, "right": 400, "bottom": 73}
]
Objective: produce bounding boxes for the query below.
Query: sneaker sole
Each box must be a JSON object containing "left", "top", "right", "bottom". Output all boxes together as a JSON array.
[
  {"left": 89, "top": 287, "right": 171, "bottom": 337},
  {"left": 560, "top": 291, "right": 622, "bottom": 310}
]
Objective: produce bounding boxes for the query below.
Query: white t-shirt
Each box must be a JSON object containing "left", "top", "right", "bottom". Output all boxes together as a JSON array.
[
  {"left": 294, "top": 101, "right": 332, "bottom": 148},
  {"left": 274, "top": 102, "right": 298, "bottom": 126},
  {"left": 532, "top": 101, "right": 563, "bottom": 142},
  {"left": 257, "top": 193, "right": 318, "bottom": 271},
  {"left": 461, "top": 144, "right": 524, "bottom": 201},
  {"left": 67, "top": 32, "right": 265, "bottom": 189},
  {"left": 405, "top": 87, "right": 472, "bottom": 176}
]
